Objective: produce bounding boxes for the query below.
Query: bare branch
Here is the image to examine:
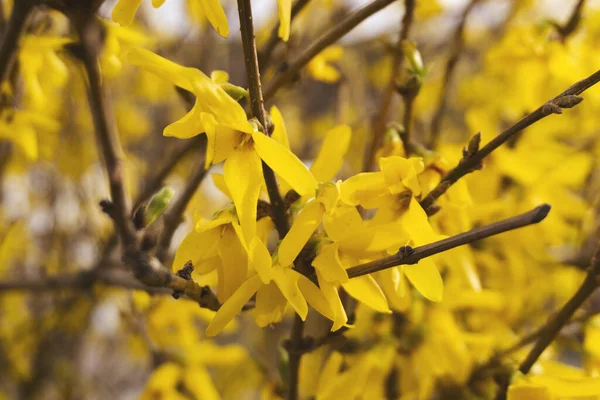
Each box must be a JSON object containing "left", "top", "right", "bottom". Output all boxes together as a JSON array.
[
  {"left": 258, "top": 0, "right": 311, "bottom": 71},
  {"left": 429, "top": 0, "right": 481, "bottom": 149},
  {"left": 263, "top": 0, "right": 397, "bottom": 102},
  {"left": 346, "top": 204, "right": 550, "bottom": 278},
  {"left": 419, "top": 69, "right": 600, "bottom": 214}
]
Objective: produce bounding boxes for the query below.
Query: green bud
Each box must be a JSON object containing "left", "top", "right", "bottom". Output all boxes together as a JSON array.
[
  {"left": 145, "top": 186, "right": 175, "bottom": 226},
  {"left": 402, "top": 41, "right": 425, "bottom": 77},
  {"left": 220, "top": 83, "right": 248, "bottom": 102}
]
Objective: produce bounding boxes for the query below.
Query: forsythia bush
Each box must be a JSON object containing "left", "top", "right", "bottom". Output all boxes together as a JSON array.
[{"left": 0, "top": 0, "right": 599, "bottom": 399}]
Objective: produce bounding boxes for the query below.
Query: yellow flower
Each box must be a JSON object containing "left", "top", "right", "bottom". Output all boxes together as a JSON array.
[
  {"left": 129, "top": 49, "right": 318, "bottom": 246},
  {"left": 508, "top": 362, "right": 600, "bottom": 400},
  {"left": 0, "top": 110, "right": 60, "bottom": 162},
  {"left": 113, "top": 0, "right": 230, "bottom": 37},
  {"left": 19, "top": 35, "right": 71, "bottom": 112},
  {"left": 307, "top": 46, "right": 344, "bottom": 83},
  {"left": 339, "top": 156, "right": 444, "bottom": 302},
  {"left": 205, "top": 235, "right": 334, "bottom": 336}
]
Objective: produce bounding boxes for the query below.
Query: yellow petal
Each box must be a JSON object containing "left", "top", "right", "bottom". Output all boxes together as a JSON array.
[
  {"left": 210, "top": 70, "right": 229, "bottom": 83},
  {"left": 127, "top": 48, "right": 200, "bottom": 93},
  {"left": 112, "top": 0, "right": 143, "bottom": 25},
  {"left": 272, "top": 266, "right": 308, "bottom": 320},
  {"left": 276, "top": 0, "right": 292, "bottom": 41},
  {"left": 317, "top": 352, "right": 343, "bottom": 395},
  {"left": 202, "top": 113, "right": 239, "bottom": 167},
  {"left": 270, "top": 106, "right": 290, "bottom": 149},
  {"left": 249, "top": 237, "right": 273, "bottom": 283},
  {"left": 298, "top": 274, "right": 335, "bottom": 321},
  {"left": 507, "top": 384, "right": 551, "bottom": 400},
  {"left": 376, "top": 268, "right": 410, "bottom": 311},
  {"left": 342, "top": 275, "right": 391, "bottom": 313},
  {"left": 183, "top": 366, "right": 220, "bottom": 400},
  {"left": 322, "top": 205, "right": 363, "bottom": 243},
  {"left": 171, "top": 228, "right": 221, "bottom": 273},
  {"left": 163, "top": 98, "right": 204, "bottom": 138},
  {"left": 255, "top": 282, "right": 287, "bottom": 327},
  {"left": 194, "top": 0, "right": 230, "bottom": 38},
  {"left": 317, "top": 275, "right": 348, "bottom": 331},
  {"left": 402, "top": 197, "right": 437, "bottom": 245},
  {"left": 279, "top": 200, "right": 323, "bottom": 266},
  {"left": 152, "top": 0, "right": 167, "bottom": 6},
  {"left": 404, "top": 258, "right": 443, "bottom": 302},
  {"left": 212, "top": 173, "right": 232, "bottom": 198},
  {"left": 206, "top": 274, "right": 263, "bottom": 336},
  {"left": 217, "top": 225, "right": 248, "bottom": 302},
  {"left": 311, "top": 125, "right": 351, "bottom": 182},
  {"left": 339, "top": 172, "right": 388, "bottom": 209},
  {"left": 312, "top": 242, "right": 348, "bottom": 283},
  {"left": 252, "top": 131, "right": 318, "bottom": 196},
  {"left": 379, "top": 156, "right": 424, "bottom": 195},
  {"left": 224, "top": 146, "right": 263, "bottom": 245}
]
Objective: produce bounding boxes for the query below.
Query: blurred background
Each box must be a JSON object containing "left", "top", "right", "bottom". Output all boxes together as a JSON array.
[{"left": 1, "top": 0, "right": 600, "bottom": 399}]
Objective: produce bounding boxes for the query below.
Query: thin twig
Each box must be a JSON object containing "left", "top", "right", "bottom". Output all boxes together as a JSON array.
[
  {"left": 76, "top": 18, "right": 137, "bottom": 252},
  {"left": 428, "top": 0, "right": 480, "bottom": 149},
  {"left": 155, "top": 160, "right": 207, "bottom": 263},
  {"left": 263, "top": 0, "right": 397, "bottom": 102},
  {"left": 73, "top": 14, "right": 220, "bottom": 312},
  {"left": 287, "top": 314, "right": 305, "bottom": 400},
  {"left": 554, "top": 0, "right": 586, "bottom": 41},
  {"left": 0, "top": 0, "right": 33, "bottom": 85},
  {"left": 238, "top": 0, "right": 290, "bottom": 238},
  {"left": 400, "top": 88, "right": 415, "bottom": 155},
  {"left": 518, "top": 247, "right": 600, "bottom": 374},
  {"left": 364, "top": 0, "right": 415, "bottom": 171},
  {"left": 258, "top": 0, "right": 311, "bottom": 71},
  {"left": 345, "top": 204, "right": 550, "bottom": 278},
  {"left": 133, "top": 137, "right": 203, "bottom": 211},
  {"left": 419, "top": 69, "right": 600, "bottom": 214}
]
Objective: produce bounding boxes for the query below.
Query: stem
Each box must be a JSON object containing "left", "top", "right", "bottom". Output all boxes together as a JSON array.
[
  {"left": 364, "top": 0, "right": 415, "bottom": 171},
  {"left": 428, "top": 0, "right": 479, "bottom": 149},
  {"left": 401, "top": 92, "right": 415, "bottom": 155},
  {"left": 77, "top": 19, "right": 137, "bottom": 252},
  {"left": 237, "top": 0, "right": 290, "bottom": 238},
  {"left": 287, "top": 314, "right": 305, "bottom": 400},
  {"left": 258, "top": 0, "right": 311, "bottom": 71},
  {"left": 345, "top": 204, "right": 550, "bottom": 278},
  {"left": 133, "top": 137, "right": 203, "bottom": 211},
  {"left": 263, "top": 0, "right": 397, "bottom": 102},
  {"left": 0, "top": 0, "right": 32, "bottom": 86},
  {"left": 155, "top": 160, "right": 207, "bottom": 263},
  {"left": 419, "top": 69, "right": 600, "bottom": 213}
]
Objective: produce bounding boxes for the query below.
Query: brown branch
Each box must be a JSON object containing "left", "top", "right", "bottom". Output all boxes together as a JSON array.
[
  {"left": 73, "top": 13, "right": 220, "bottom": 312},
  {"left": 133, "top": 137, "right": 203, "bottom": 211},
  {"left": 76, "top": 18, "right": 137, "bottom": 252},
  {"left": 0, "top": 0, "right": 34, "bottom": 86},
  {"left": 345, "top": 204, "right": 550, "bottom": 278},
  {"left": 263, "top": 0, "right": 397, "bottom": 102},
  {"left": 364, "top": 0, "right": 415, "bottom": 171},
  {"left": 419, "top": 69, "right": 600, "bottom": 214},
  {"left": 554, "top": 0, "right": 586, "bottom": 41},
  {"left": 428, "top": 0, "right": 480, "bottom": 149},
  {"left": 258, "top": 0, "right": 311, "bottom": 71},
  {"left": 518, "top": 245, "right": 600, "bottom": 374},
  {"left": 237, "top": 0, "right": 290, "bottom": 238},
  {"left": 0, "top": 267, "right": 220, "bottom": 310},
  {"left": 155, "top": 159, "right": 208, "bottom": 263}
]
